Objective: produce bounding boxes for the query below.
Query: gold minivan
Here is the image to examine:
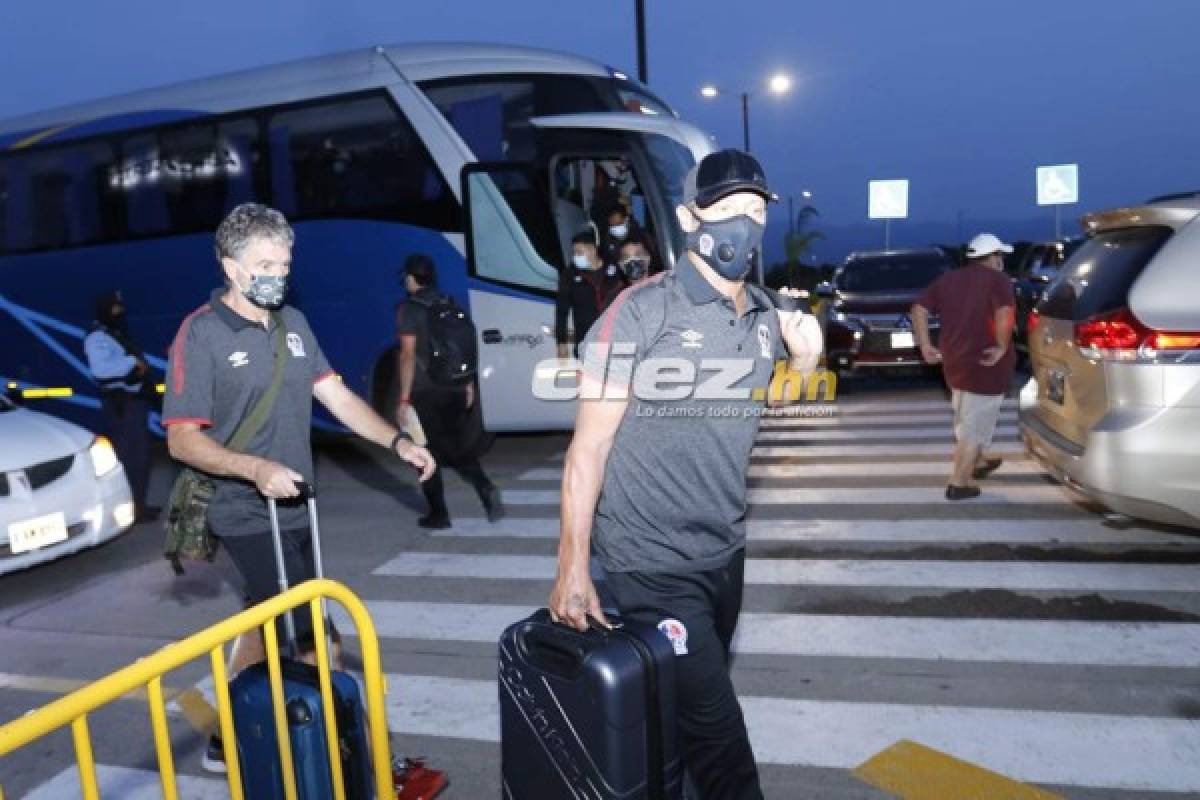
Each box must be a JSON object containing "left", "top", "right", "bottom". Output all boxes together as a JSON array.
[{"left": 1020, "top": 194, "right": 1200, "bottom": 529}]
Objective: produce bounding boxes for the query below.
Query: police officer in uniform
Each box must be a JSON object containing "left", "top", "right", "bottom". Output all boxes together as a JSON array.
[
  {"left": 84, "top": 290, "right": 156, "bottom": 521},
  {"left": 549, "top": 150, "right": 822, "bottom": 799}
]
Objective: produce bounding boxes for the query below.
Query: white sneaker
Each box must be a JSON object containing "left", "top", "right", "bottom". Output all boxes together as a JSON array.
[{"left": 201, "top": 735, "right": 227, "bottom": 774}]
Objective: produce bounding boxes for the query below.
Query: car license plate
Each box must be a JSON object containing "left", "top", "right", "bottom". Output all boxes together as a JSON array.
[
  {"left": 891, "top": 332, "right": 915, "bottom": 349},
  {"left": 7, "top": 512, "right": 68, "bottom": 555},
  {"left": 1046, "top": 370, "right": 1066, "bottom": 405}
]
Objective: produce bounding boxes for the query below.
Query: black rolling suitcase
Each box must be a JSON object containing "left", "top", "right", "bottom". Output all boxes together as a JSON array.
[{"left": 499, "top": 609, "right": 684, "bottom": 799}]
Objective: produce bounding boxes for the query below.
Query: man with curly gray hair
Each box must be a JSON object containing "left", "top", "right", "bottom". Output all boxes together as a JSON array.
[
  {"left": 214, "top": 201, "right": 295, "bottom": 263},
  {"left": 163, "top": 202, "right": 435, "bottom": 773}
]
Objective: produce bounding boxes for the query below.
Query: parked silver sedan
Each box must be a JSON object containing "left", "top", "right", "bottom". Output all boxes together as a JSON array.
[
  {"left": 1, "top": 394, "right": 135, "bottom": 574},
  {"left": 1020, "top": 193, "right": 1200, "bottom": 529}
]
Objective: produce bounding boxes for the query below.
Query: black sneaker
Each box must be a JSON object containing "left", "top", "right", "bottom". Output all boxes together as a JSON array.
[
  {"left": 945, "top": 485, "right": 981, "bottom": 501},
  {"left": 418, "top": 513, "right": 452, "bottom": 530},
  {"left": 481, "top": 486, "right": 506, "bottom": 523},
  {"left": 201, "top": 734, "right": 227, "bottom": 774},
  {"left": 972, "top": 458, "right": 1003, "bottom": 480}
]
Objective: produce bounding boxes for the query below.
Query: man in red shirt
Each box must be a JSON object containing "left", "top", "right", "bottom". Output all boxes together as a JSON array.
[{"left": 912, "top": 233, "right": 1017, "bottom": 500}]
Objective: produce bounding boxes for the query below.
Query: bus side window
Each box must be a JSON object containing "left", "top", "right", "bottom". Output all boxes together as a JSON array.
[
  {"left": 11, "top": 142, "right": 121, "bottom": 251},
  {"left": 0, "top": 160, "right": 8, "bottom": 252},
  {"left": 268, "top": 93, "right": 458, "bottom": 231},
  {"left": 157, "top": 118, "right": 260, "bottom": 232},
  {"left": 464, "top": 167, "right": 560, "bottom": 293},
  {"left": 0, "top": 158, "right": 27, "bottom": 253},
  {"left": 118, "top": 133, "right": 170, "bottom": 237},
  {"left": 28, "top": 153, "right": 70, "bottom": 250},
  {"left": 160, "top": 124, "right": 227, "bottom": 232},
  {"left": 220, "top": 118, "right": 263, "bottom": 210}
]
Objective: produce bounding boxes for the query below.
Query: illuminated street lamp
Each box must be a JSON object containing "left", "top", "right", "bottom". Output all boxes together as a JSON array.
[{"left": 700, "top": 72, "right": 794, "bottom": 152}]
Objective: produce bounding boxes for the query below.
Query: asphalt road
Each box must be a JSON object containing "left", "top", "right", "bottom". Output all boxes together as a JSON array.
[{"left": 2, "top": 374, "right": 1199, "bottom": 799}]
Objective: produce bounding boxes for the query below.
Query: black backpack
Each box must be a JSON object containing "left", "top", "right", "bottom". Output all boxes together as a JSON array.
[{"left": 414, "top": 292, "right": 478, "bottom": 386}]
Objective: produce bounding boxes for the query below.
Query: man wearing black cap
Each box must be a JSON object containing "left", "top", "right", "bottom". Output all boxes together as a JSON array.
[
  {"left": 84, "top": 290, "right": 156, "bottom": 521},
  {"left": 549, "top": 149, "right": 822, "bottom": 799}
]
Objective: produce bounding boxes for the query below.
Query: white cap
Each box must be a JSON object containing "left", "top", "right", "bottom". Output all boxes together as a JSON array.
[{"left": 965, "top": 233, "right": 1013, "bottom": 258}]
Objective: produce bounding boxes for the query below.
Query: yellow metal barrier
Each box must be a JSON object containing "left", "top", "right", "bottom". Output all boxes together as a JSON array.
[{"left": 0, "top": 579, "right": 395, "bottom": 799}]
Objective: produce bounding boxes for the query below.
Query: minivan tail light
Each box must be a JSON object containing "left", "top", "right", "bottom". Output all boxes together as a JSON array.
[
  {"left": 1075, "top": 308, "right": 1142, "bottom": 352},
  {"left": 1149, "top": 332, "right": 1200, "bottom": 350},
  {"left": 1027, "top": 310, "right": 1040, "bottom": 335},
  {"left": 1075, "top": 307, "right": 1200, "bottom": 360}
]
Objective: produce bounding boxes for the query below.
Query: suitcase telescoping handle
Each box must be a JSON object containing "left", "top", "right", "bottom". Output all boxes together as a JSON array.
[{"left": 266, "top": 481, "right": 329, "bottom": 657}]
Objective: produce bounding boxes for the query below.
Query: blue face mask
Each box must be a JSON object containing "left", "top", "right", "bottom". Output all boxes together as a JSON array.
[
  {"left": 236, "top": 265, "right": 288, "bottom": 309},
  {"left": 686, "top": 213, "right": 765, "bottom": 281}
]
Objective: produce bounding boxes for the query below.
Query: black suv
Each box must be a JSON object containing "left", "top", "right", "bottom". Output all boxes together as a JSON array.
[{"left": 817, "top": 248, "right": 953, "bottom": 377}]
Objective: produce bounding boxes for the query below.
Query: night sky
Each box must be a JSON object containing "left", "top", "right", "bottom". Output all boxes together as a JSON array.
[{"left": 4, "top": 0, "right": 1196, "bottom": 264}]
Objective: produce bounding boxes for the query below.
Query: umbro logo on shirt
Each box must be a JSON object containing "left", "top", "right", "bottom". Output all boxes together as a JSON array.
[
  {"left": 681, "top": 329, "right": 704, "bottom": 348},
  {"left": 228, "top": 351, "right": 250, "bottom": 368}
]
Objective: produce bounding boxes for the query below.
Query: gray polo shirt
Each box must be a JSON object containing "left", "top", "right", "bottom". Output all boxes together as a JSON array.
[
  {"left": 163, "top": 289, "right": 334, "bottom": 536},
  {"left": 580, "top": 256, "right": 787, "bottom": 573}
]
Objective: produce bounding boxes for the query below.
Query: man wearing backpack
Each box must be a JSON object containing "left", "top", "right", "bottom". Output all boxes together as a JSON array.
[{"left": 396, "top": 254, "right": 504, "bottom": 529}]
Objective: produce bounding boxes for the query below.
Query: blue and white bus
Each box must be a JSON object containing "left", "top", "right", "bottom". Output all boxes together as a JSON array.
[{"left": 0, "top": 43, "right": 713, "bottom": 432}]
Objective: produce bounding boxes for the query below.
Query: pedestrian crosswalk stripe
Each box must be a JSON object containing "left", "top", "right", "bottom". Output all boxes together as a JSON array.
[
  {"left": 546, "top": 441, "right": 1029, "bottom": 459},
  {"left": 746, "top": 461, "right": 1040, "bottom": 477},
  {"left": 385, "top": 673, "right": 1200, "bottom": 792},
  {"left": 329, "top": 602, "right": 1200, "bottom": 668},
  {"left": 28, "top": 676, "right": 1200, "bottom": 794},
  {"left": 24, "top": 765, "right": 225, "bottom": 799},
  {"left": 518, "top": 461, "right": 1043, "bottom": 482},
  {"left": 757, "top": 425, "right": 1019, "bottom": 441},
  {"left": 500, "top": 485, "right": 1069, "bottom": 506},
  {"left": 736, "top": 694, "right": 1200, "bottom": 791},
  {"left": 752, "top": 442, "right": 1026, "bottom": 457},
  {"left": 430, "top": 517, "right": 1196, "bottom": 546},
  {"left": 374, "top": 552, "right": 1200, "bottom": 592},
  {"left": 764, "top": 399, "right": 1018, "bottom": 415},
  {"left": 745, "top": 486, "right": 1067, "bottom": 503},
  {"left": 760, "top": 411, "right": 1017, "bottom": 427}
]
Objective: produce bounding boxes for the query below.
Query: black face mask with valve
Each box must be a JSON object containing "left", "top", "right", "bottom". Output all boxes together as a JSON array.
[{"left": 686, "top": 214, "right": 766, "bottom": 281}]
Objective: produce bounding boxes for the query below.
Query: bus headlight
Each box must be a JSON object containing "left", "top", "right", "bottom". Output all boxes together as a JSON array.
[{"left": 89, "top": 436, "right": 119, "bottom": 477}]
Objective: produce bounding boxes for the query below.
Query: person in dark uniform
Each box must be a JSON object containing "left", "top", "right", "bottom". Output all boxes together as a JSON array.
[
  {"left": 555, "top": 229, "right": 628, "bottom": 359},
  {"left": 616, "top": 231, "right": 658, "bottom": 283},
  {"left": 395, "top": 254, "right": 504, "bottom": 529},
  {"left": 83, "top": 290, "right": 156, "bottom": 522},
  {"left": 599, "top": 201, "right": 642, "bottom": 268},
  {"left": 548, "top": 150, "right": 823, "bottom": 800}
]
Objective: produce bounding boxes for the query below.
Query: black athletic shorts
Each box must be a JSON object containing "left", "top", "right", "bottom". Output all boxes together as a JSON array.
[{"left": 219, "top": 527, "right": 339, "bottom": 653}]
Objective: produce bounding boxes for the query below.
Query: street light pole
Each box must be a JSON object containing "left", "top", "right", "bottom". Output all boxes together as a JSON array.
[
  {"left": 786, "top": 194, "right": 795, "bottom": 287},
  {"left": 635, "top": 0, "right": 648, "bottom": 83},
  {"left": 701, "top": 76, "right": 791, "bottom": 153},
  {"left": 741, "top": 92, "right": 751, "bottom": 152}
]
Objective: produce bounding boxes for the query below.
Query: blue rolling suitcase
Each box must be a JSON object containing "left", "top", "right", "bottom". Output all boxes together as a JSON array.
[
  {"left": 229, "top": 487, "right": 373, "bottom": 799},
  {"left": 499, "top": 609, "right": 684, "bottom": 799}
]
